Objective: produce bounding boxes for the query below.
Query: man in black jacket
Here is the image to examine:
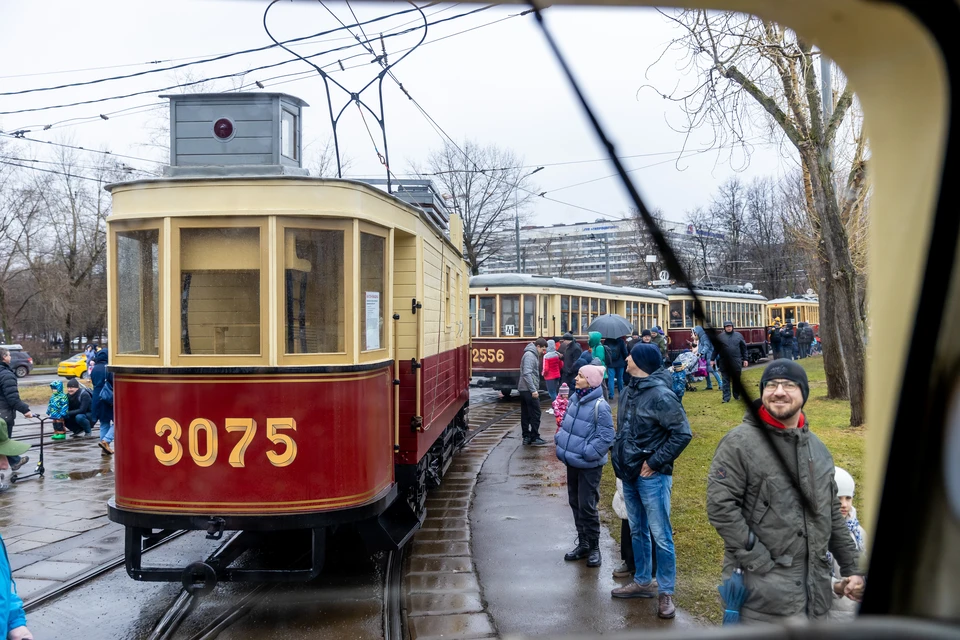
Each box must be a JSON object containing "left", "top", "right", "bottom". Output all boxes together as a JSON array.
[
  {"left": 610, "top": 343, "right": 692, "bottom": 619},
  {"left": 64, "top": 378, "right": 93, "bottom": 436},
  {"left": 0, "top": 348, "right": 33, "bottom": 470},
  {"left": 560, "top": 332, "right": 582, "bottom": 391},
  {"left": 712, "top": 320, "right": 749, "bottom": 403}
]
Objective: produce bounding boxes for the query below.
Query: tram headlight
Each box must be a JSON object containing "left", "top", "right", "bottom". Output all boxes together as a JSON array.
[{"left": 213, "top": 118, "right": 234, "bottom": 140}]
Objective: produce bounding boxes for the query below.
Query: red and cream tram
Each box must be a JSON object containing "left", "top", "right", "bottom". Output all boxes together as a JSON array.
[
  {"left": 105, "top": 93, "right": 470, "bottom": 587},
  {"left": 767, "top": 295, "right": 821, "bottom": 331},
  {"left": 468, "top": 274, "right": 668, "bottom": 393},
  {"left": 661, "top": 286, "right": 770, "bottom": 362}
]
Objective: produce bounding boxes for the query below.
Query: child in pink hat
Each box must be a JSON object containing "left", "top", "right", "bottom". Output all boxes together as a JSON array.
[{"left": 553, "top": 382, "right": 570, "bottom": 432}]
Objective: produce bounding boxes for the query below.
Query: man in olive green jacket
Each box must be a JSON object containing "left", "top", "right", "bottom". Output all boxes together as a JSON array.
[{"left": 707, "top": 360, "right": 864, "bottom": 623}]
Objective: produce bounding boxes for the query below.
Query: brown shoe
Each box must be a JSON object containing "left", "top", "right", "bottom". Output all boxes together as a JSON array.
[
  {"left": 658, "top": 593, "right": 676, "bottom": 618},
  {"left": 611, "top": 581, "right": 657, "bottom": 599}
]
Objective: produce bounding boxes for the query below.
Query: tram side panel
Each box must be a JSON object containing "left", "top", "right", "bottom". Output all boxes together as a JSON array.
[{"left": 112, "top": 369, "right": 395, "bottom": 518}]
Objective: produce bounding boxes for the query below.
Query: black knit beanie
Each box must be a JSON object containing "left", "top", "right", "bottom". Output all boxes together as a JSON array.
[{"left": 760, "top": 360, "right": 810, "bottom": 404}]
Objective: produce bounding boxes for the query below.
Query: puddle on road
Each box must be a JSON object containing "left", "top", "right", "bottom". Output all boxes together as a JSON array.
[{"left": 50, "top": 468, "right": 113, "bottom": 480}]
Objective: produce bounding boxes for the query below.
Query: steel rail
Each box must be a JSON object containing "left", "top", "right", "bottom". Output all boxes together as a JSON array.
[{"left": 22, "top": 530, "right": 187, "bottom": 612}]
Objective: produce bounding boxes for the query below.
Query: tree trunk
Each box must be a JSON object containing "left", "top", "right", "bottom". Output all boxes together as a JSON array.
[
  {"left": 805, "top": 147, "right": 866, "bottom": 427},
  {"left": 818, "top": 267, "right": 849, "bottom": 400}
]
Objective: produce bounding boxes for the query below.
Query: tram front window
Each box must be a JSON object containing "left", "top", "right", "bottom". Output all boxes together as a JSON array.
[
  {"left": 360, "top": 232, "right": 386, "bottom": 351},
  {"left": 669, "top": 301, "right": 683, "bottom": 328},
  {"left": 180, "top": 227, "right": 261, "bottom": 356},
  {"left": 116, "top": 229, "right": 159, "bottom": 356},
  {"left": 479, "top": 296, "right": 496, "bottom": 337},
  {"left": 284, "top": 228, "right": 344, "bottom": 354},
  {"left": 523, "top": 296, "right": 536, "bottom": 336},
  {"left": 501, "top": 295, "right": 520, "bottom": 336}
]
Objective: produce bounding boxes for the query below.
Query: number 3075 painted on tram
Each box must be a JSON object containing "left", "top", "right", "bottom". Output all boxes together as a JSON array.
[
  {"left": 154, "top": 417, "right": 298, "bottom": 468},
  {"left": 471, "top": 348, "right": 505, "bottom": 363}
]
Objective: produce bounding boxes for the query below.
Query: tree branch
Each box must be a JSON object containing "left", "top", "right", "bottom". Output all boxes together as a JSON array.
[
  {"left": 722, "top": 64, "right": 805, "bottom": 149},
  {"left": 824, "top": 86, "right": 854, "bottom": 146}
]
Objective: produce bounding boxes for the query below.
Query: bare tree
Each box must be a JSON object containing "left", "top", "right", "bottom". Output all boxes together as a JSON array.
[
  {"left": 711, "top": 177, "right": 748, "bottom": 283},
  {"left": 647, "top": 10, "right": 868, "bottom": 425},
  {"left": 413, "top": 140, "right": 537, "bottom": 275},
  {"left": 304, "top": 135, "right": 354, "bottom": 178}
]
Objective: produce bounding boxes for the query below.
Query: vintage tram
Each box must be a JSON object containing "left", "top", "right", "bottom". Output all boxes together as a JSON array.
[
  {"left": 468, "top": 274, "right": 668, "bottom": 393},
  {"left": 767, "top": 295, "right": 821, "bottom": 330},
  {"left": 105, "top": 93, "right": 470, "bottom": 587},
  {"left": 661, "top": 286, "right": 770, "bottom": 361}
]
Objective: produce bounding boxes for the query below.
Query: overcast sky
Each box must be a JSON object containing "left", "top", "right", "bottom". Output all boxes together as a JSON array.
[{"left": 0, "top": 0, "right": 797, "bottom": 226}]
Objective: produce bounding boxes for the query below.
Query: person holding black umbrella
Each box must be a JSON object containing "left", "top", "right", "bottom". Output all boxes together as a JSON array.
[{"left": 706, "top": 360, "right": 864, "bottom": 623}]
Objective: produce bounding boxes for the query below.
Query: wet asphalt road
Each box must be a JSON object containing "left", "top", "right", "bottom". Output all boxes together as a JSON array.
[{"left": 471, "top": 419, "right": 699, "bottom": 635}]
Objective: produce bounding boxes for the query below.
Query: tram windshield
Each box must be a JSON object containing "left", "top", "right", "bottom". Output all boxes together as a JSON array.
[
  {"left": 180, "top": 227, "right": 261, "bottom": 356},
  {"left": 284, "top": 228, "right": 345, "bottom": 354}
]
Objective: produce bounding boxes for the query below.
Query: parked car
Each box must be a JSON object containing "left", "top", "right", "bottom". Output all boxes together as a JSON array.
[
  {"left": 57, "top": 353, "right": 88, "bottom": 379},
  {"left": 0, "top": 344, "right": 34, "bottom": 378}
]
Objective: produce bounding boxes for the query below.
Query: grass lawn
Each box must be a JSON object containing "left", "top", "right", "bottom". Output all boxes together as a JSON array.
[
  {"left": 599, "top": 356, "right": 865, "bottom": 624},
  {"left": 17, "top": 379, "right": 92, "bottom": 407}
]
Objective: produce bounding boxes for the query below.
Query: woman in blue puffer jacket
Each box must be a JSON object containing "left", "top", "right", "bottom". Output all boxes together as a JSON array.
[{"left": 555, "top": 364, "right": 615, "bottom": 569}]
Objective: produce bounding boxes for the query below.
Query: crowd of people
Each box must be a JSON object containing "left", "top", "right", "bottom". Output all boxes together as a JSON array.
[{"left": 517, "top": 320, "right": 864, "bottom": 624}]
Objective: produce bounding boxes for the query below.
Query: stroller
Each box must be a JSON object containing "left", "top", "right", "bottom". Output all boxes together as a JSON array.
[{"left": 675, "top": 351, "right": 700, "bottom": 393}]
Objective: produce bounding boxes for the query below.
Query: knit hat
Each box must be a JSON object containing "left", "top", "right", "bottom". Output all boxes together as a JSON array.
[
  {"left": 641, "top": 329, "right": 652, "bottom": 338},
  {"left": 66, "top": 378, "right": 80, "bottom": 388},
  {"left": 579, "top": 364, "right": 605, "bottom": 388},
  {"left": 723, "top": 319, "right": 734, "bottom": 328},
  {"left": 834, "top": 467, "right": 855, "bottom": 498},
  {"left": 630, "top": 343, "right": 662, "bottom": 375},
  {"left": 760, "top": 359, "right": 810, "bottom": 403},
  {"left": 653, "top": 326, "right": 663, "bottom": 335},
  {"left": 562, "top": 332, "right": 574, "bottom": 341},
  {"left": 558, "top": 382, "right": 570, "bottom": 396}
]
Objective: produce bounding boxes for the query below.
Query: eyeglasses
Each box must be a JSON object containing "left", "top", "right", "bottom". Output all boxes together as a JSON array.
[{"left": 764, "top": 379, "right": 799, "bottom": 392}]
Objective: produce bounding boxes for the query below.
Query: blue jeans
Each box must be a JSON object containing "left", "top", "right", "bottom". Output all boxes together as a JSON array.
[
  {"left": 622, "top": 472, "right": 677, "bottom": 594},
  {"left": 607, "top": 367, "right": 624, "bottom": 397},
  {"left": 100, "top": 419, "right": 114, "bottom": 444},
  {"left": 703, "top": 359, "right": 722, "bottom": 389},
  {"left": 65, "top": 413, "right": 92, "bottom": 435},
  {"left": 545, "top": 378, "right": 559, "bottom": 401}
]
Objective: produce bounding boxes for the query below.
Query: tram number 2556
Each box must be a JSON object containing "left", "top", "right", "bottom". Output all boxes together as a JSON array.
[
  {"left": 472, "top": 348, "right": 505, "bottom": 364},
  {"left": 154, "top": 417, "right": 297, "bottom": 468}
]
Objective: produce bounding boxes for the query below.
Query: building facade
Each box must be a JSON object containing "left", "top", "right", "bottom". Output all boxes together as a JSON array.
[{"left": 479, "top": 218, "right": 722, "bottom": 285}]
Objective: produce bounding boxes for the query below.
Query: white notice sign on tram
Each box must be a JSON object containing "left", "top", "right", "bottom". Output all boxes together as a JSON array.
[{"left": 365, "top": 292, "right": 380, "bottom": 350}]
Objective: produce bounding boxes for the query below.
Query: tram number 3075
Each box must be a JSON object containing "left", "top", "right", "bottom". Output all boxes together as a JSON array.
[
  {"left": 472, "top": 348, "right": 505, "bottom": 364},
  {"left": 154, "top": 417, "right": 297, "bottom": 468}
]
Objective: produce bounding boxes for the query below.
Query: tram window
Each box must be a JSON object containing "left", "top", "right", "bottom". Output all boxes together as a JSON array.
[
  {"left": 683, "top": 300, "right": 694, "bottom": 328},
  {"left": 501, "top": 295, "right": 520, "bottom": 336},
  {"left": 540, "top": 296, "right": 548, "bottom": 333},
  {"left": 571, "top": 297, "right": 580, "bottom": 334},
  {"left": 180, "top": 227, "right": 261, "bottom": 356},
  {"left": 117, "top": 229, "right": 159, "bottom": 356},
  {"left": 669, "top": 301, "right": 683, "bottom": 328},
  {"left": 445, "top": 267, "right": 452, "bottom": 328},
  {"left": 600, "top": 299, "right": 607, "bottom": 315},
  {"left": 523, "top": 295, "right": 536, "bottom": 336},
  {"left": 469, "top": 296, "right": 477, "bottom": 338},
  {"left": 280, "top": 109, "right": 298, "bottom": 160},
  {"left": 561, "top": 296, "right": 569, "bottom": 334},
  {"left": 591, "top": 298, "right": 599, "bottom": 320},
  {"left": 479, "top": 296, "right": 496, "bottom": 336},
  {"left": 283, "top": 228, "right": 344, "bottom": 354},
  {"left": 784, "top": 306, "right": 796, "bottom": 324},
  {"left": 581, "top": 298, "right": 590, "bottom": 333},
  {"left": 360, "top": 233, "right": 386, "bottom": 351}
]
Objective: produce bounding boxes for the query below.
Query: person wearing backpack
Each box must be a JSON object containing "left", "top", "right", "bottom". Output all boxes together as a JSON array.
[
  {"left": 555, "top": 364, "right": 615, "bottom": 569},
  {"left": 91, "top": 350, "right": 114, "bottom": 455}
]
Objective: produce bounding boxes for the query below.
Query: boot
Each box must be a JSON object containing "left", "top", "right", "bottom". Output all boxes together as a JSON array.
[
  {"left": 564, "top": 538, "right": 590, "bottom": 562},
  {"left": 586, "top": 540, "right": 602, "bottom": 567}
]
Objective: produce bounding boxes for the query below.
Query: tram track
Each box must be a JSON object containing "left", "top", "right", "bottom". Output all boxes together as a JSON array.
[{"left": 22, "top": 530, "right": 187, "bottom": 613}]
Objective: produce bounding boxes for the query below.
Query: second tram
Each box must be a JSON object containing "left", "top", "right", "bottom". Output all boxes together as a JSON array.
[
  {"left": 468, "top": 274, "right": 667, "bottom": 393},
  {"left": 662, "top": 286, "right": 770, "bottom": 362}
]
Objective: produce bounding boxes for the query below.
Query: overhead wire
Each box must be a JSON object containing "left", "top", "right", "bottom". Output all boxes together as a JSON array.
[
  {"left": 0, "top": 4, "right": 497, "bottom": 120},
  {"left": 0, "top": 159, "right": 114, "bottom": 183},
  {"left": 0, "top": 132, "right": 163, "bottom": 167}
]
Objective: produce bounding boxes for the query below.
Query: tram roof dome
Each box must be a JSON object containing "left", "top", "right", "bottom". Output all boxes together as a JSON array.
[{"left": 159, "top": 92, "right": 310, "bottom": 178}]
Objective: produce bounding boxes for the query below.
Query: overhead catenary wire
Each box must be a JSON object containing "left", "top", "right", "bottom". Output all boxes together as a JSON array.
[
  {"left": 0, "top": 4, "right": 498, "bottom": 120},
  {"left": 0, "top": 132, "right": 163, "bottom": 166},
  {"left": 0, "top": 159, "right": 114, "bottom": 183}
]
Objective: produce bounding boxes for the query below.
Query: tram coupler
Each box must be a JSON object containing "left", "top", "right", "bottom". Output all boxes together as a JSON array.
[
  {"left": 182, "top": 561, "right": 218, "bottom": 596},
  {"left": 205, "top": 517, "right": 226, "bottom": 540}
]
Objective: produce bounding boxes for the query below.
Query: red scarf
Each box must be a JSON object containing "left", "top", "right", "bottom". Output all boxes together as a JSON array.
[{"left": 758, "top": 405, "right": 805, "bottom": 430}]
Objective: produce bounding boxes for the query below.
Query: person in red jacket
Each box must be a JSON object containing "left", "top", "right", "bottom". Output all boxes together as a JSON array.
[{"left": 543, "top": 339, "right": 563, "bottom": 411}]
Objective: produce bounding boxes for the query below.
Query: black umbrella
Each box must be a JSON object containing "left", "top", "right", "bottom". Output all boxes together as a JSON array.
[
  {"left": 587, "top": 314, "right": 633, "bottom": 339},
  {"left": 718, "top": 531, "right": 755, "bottom": 624}
]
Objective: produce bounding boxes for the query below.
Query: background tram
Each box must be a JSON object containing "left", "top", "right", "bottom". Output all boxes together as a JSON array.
[
  {"left": 767, "top": 295, "right": 821, "bottom": 332},
  {"left": 468, "top": 274, "right": 667, "bottom": 393},
  {"left": 106, "top": 92, "right": 471, "bottom": 586},
  {"left": 660, "top": 287, "right": 770, "bottom": 362}
]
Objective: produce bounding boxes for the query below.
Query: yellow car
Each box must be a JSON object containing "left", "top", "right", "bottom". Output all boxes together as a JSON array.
[{"left": 58, "top": 353, "right": 88, "bottom": 379}]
